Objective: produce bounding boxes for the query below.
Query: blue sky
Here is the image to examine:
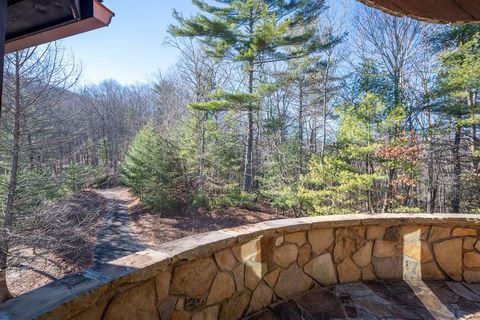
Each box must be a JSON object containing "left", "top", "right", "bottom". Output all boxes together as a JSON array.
[
  {"left": 61, "top": 1, "right": 199, "bottom": 85},
  {"left": 61, "top": 0, "right": 358, "bottom": 85}
]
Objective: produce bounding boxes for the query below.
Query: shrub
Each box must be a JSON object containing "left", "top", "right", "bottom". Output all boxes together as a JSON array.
[
  {"left": 460, "top": 170, "right": 480, "bottom": 213},
  {"left": 61, "top": 164, "right": 101, "bottom": 194},
  {"left": 390, "top": 206, "right": 423, "bottom": 214},
  {"left": 298, "top": 157, "right": 381, "bottom": 215},
  {"left": 120, "top": 124, "right": 184, "bottom": 212}
]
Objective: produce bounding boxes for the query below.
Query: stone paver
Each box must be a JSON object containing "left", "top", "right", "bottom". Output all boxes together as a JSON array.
[{"left": 245, "top": 281, "right": 480, "bottom": 320}]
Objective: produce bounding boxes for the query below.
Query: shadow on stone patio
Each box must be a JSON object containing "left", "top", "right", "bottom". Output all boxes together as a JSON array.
[{"left": 246, "top": 280, "right": 480, "bottom": 319}]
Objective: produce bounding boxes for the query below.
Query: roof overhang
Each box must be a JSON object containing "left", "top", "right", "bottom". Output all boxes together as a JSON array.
[
  {"left": 358, "top": 0, "right": 480, "bottom": 24},
  {"left": 5, "top": 0, "right": 114, "bottom": 53}
]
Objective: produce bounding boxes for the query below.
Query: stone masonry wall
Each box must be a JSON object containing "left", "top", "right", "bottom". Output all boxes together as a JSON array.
[{"left": 2, "top": 214, "right": 480, "bottom": 320}]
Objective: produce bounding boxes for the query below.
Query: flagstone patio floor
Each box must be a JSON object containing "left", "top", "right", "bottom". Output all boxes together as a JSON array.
[{"left": 245, "top": 280, "right": 480, "bottom": 320}]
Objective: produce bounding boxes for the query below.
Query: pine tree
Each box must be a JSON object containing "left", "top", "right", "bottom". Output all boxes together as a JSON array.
[
  {"left": 120, "top": 124, "right": 183, "bottom": 211},
  {"left": 298, "top": 92, "right": 423, "bottom": 215},
  {"left": 436, "top": 32, "right": 480, "bottom": 212},
  {"left": 174, "top": 109, "right": 243, "bottom": 207},
  {"left": 298, "top": 94, "right": 386, "bottom": 215},
  {"left": 169, "top": 0, "right": 333, "bottom": 191}
]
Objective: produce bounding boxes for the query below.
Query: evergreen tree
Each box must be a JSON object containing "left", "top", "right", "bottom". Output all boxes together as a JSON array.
[
  {"left": 169, "top": 0, "right": 334, "bottom": 191},
  {"left": 120, "top": 124, "right": 183, "bottom": 211},
  {"left": 435, "top": 32, "right": 480, "bottom": 212},
  {"left": 299, "top": 94, "right": 385, "bottom": 215},
  {"left": 174, "top": 109, "right": 243, "bottom": 207},
  {"left": 351, "top": 59, "right": 391, "bottom": 104},
  {"left": 299, "top": 93, "right": 422, "bottom": 215},
  {"left": 432, "top": 25, "right": 480, "bottom": 51}
]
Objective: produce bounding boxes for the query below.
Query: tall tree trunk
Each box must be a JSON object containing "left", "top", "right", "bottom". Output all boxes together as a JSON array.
[
  {"left": 473, "top": 123, "right": 478, "bottom": 170},
  {"left": 102, "top": 126, "right": 109, "bottom": 174},
  {"left": 425, "top": 108, "right": 436, "bottom": 214},
  {"left": 254, "top": 107, "right": 261, "bottom": 189},
  {"left": 0, "top": 0, "right": 6, "bottom": 120},
  {"left": 366, "top": 155, "right": 374, "bottom": 213},
  {"left": 111, "top": 138, "right": 118, "bottom": 175},
  {"left": 243, "top": 11, "right": 255, "bottom": 192},
  {"left": 469, "top": 91, "right": 478, "bottom": 169},
  {"left": 27, "top": 132, "right": 34, "bottom": 171},
  {"left": 393, "top": 72, "right": 401, "bottom": 109},
  {"left": 382, "top": 169, "right": 395, "bottom": 213},
  {"left": 243, "top": 59, "right": 254, "bottom": 192},
  {"left": 382, "top": 71, "right": 402, "bottom": 213},
  {"left": 310, "top": 112, "right": 318, "bottom": 154},
  {"left": 451, "top": 121, "right": 462, "bottom": 213},
  {"left": 198, "top": 111, "right": 207, "bottom": 191},
  {"left": 0, "top": 53, "right": 22, "bottom": 302},
  {"left": 320, "top": 62, "right": 330, "bottom": 163},
  {"left": 298, "top": 82, "right": 304, "bottom": 175},
  {"left": 91, "top": 136, "right": 99, "bottom": 167},
  {"left": 366, "top": 119, "right": 374, "bottom": 213}
]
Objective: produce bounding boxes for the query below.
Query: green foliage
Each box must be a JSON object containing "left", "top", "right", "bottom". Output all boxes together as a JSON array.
[
  {"left": 432, "top": 25, "right": 480, "bottom": 50},
  {"left": 190, "top": 192, "right": 210, "bottom": 209},
  {"left": 189, "top": 100, "right": 233, "bottom": 112},
  {"left": 189, "top": 91, "right": 259, "bottom": 112},
  {"left": 210, "top": 189, "right": 257, "bottom": 210},
  {"left": 269, "top": 187, "right": 300, "bottom": 212},
  {"left": 169, "top": 0, "right": 330, "bottom": 63},
  {"left": 170, "top": 0, "right": 337, "bottom": 193},
  {"left": 352, "top": 59, "right": 391, "bottom": 103},
  {"left": 259, "top": 141, "right": 299, "bottom": 186},
  {"left": 337, "top": 93, "right": 385, "bottom": 155},
  {"left": 211, "top": 91, "right": 258, "bottom": 104},
  {"left": 120, "top": 124, "right": 184, "bottom": 211},
  {"left": 298, "top": 157, "right": 381, "bottom": 215},
  {"left": 297, "top": 93, "right": 416, "bottom": 215},
  {"left": 15, "top": 170, "right": 62, "bottom": 212},
  {"left": 437, "top": 34, "right": 480, "bottom": 117},
  {"left": 459, "top": 115, "right": 480, "bottom": 127},
  {"left": 61, "top": 164, "right": 101, "bottom": 194},
  {"left": 175, "top": 110, "right": 242, "bottom": 205},
  {"left": 390, "top": 206, "right": 424, "bottom": 214},
  {"left": 0, "top": 173, "right": 7, "bottom": 216},
  {"left": 258, "top": 140, "right": 302, "bottom": 212},
  {"left": 7, "top": 165, "right": 101, "bottom": 216},
  {"left": 433, "top": 30, "right": 480, "bottom": 214},
  {"left": 460, "top": 170, "right": 480, "bottom": 213}
]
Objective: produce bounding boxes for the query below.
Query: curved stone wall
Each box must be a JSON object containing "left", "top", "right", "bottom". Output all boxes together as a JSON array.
[{"left": 2, "top": 214, "right": 480, "bottom": 320}]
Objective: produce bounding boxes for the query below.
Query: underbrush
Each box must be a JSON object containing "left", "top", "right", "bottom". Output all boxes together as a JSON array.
[{"left": 8, "top": 190, "right": 108, "bottom": 297}]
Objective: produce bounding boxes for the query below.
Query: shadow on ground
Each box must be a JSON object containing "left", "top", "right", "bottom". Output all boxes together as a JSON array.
[{"left": 92, "top": 189, "right": 147, "bottom": 267}]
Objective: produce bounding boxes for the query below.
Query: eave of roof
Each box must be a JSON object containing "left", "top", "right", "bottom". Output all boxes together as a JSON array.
[
  {"left": 357, "top": 0, "right": 480, "bottom": 24},
  {"left": 5, "top": 0, "right": 114, "bottom": 53}
]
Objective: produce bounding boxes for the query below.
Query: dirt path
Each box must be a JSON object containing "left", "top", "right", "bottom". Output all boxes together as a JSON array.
[
  {"left": 8, "top": 187, "right": 283, "bottom": 297},
  {"left": 92, "top": 189, "right": 147, "bottom": 266}
]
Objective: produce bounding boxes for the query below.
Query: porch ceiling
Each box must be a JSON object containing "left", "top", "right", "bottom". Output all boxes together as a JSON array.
[
  {"left": 5, "top": 0, "right": 114, "bottom": 53},
  {"left": 358, "top": 0, "right": 480, "bottom": 24}
]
